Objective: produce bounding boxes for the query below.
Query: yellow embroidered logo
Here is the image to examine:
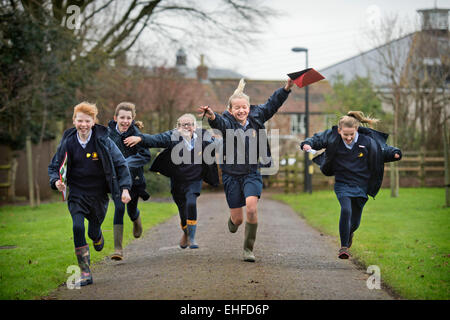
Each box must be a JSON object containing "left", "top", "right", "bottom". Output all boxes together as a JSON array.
[
  {"left": 358, "top": 152, "right": 364, "bottom": 157},
  {"left": 87, "top": 152, "right": 99, "bottom": 160}
]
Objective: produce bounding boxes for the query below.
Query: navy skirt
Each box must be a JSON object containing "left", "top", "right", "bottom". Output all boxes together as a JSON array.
[{"left": 334, "top": 182, "right": 368, "bottom": 200}]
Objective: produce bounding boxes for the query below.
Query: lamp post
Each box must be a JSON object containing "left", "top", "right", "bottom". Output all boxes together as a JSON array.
[{"left": 291, "top": 47, "right": 312, "bottom": 194}]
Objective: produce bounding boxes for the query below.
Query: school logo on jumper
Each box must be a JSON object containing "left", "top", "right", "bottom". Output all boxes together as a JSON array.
[
  {"left": 86, "top": 152, "right": 99, "bottom": 160},
  {"left": 358, "top": 152, "right": 364, "bottom": 157}
]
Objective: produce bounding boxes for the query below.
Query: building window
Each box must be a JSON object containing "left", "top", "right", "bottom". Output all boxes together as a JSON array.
[{"left": 290, "top": 114, "right": 305, "bottom": 135}]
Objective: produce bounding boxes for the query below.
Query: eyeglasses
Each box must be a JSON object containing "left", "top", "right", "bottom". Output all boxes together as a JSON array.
[{"left": 178, "top": 122, "right": 194, "bottom": 128}]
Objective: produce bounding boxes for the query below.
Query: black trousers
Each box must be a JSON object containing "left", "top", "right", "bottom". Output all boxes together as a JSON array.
[
  {"left": 171, "top": 179, "right": 202, "bottom": 229},
  {"left": 68, "top": 193, "right": 109, "bottom": 248},
  {"left": 337, "top": 196, "right": 368, "bottom": 247}
]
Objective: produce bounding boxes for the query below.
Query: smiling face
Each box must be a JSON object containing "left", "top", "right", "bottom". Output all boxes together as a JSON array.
[
  {"left": 177, "top": 115, "right": 196, "bottom": 138},
  {"left": 114, "top": 109, "right": 134, "bottom": 133},
  {"left": 73, "top": 112, "right": 95, "bottom": 137},
  {"left": 338, "top": 126, "right": 358, "bottom": 145},
  {"left": 229, "top": 98, "right": 250, "bottom": 125}
]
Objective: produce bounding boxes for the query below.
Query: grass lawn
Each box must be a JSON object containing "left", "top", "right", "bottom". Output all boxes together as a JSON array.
[
  {"left": 0, "top": 199, "right": 177, "bottom": 300},
  {"left": 272, "top": 188, "right": 450, "bottom": 300}
]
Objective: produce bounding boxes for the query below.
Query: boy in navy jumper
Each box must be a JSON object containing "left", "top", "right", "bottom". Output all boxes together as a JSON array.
[
  {"left": 124, "top": 113, "right": 219, "bottom": 249},
  {"left": 198, "top": 78, "right": 294, "bottom": 262},
  {"left": 108, "top": 102, "right": 151, "bottom": 261},
  {"left": 48, "top": 102, "right": 132, "bottom": 286},
  {"left": 301, "top": 111, "right": 401, "bottom": 259}
]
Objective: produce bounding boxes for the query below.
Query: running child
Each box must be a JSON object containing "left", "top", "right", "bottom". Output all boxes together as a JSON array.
[
  {"left": 48, "top": 102, "right": 132, "bottom": 286},
  {"left": 198, "top": 78, "right": 294, "bottom": 262},
  {"left": 108, "top": 102, "right": 151, "bottom": 261},
  {"left": 124, "top": 113, "right": 219, "bottom": 249},
  {"left": 300, "top": 111, "right": 401, "bottom": 259}
]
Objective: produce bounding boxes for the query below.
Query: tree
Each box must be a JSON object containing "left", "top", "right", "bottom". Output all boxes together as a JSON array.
[
  {"left": 1, "top": 0, "right": 274, "bottom": 204},
  {"left": 365, "top": 14, "right": 449, "bottom": 152},
  {"left": 362, "top": 14, "right": 449, "bottom": 196},
  {"left": 0, "top": 7, "right": 80, "bottom": 204},
  {"left": 13, "top": 0, "right": 273, "bottom": 61},
  {"left": 324, "top": 74, "right": 386, "bottom": 128}
]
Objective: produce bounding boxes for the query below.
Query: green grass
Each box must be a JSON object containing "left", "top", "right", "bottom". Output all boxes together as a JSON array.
[
  {"left": 0, "top": 200, "right": 177, "bottom": 300},
  {"left": 272, "top": 188, "right": 450, "bottom": 300}
]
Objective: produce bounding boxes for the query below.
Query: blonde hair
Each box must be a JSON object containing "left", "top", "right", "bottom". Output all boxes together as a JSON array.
[
  {"left": 115, "top": 101, "right": 144, "bottom": 129},
  {"left": 73, "top": 102, "right": 98, "bottom": 123},
  {"left": 338, "top": 111, "right": 379, "bottom": 129},
  {"left": 227, "top": 78, "right": 250, "bottom": 109},
  {"left": 177, "top": 113, "right": 197, "bottom": 127}
]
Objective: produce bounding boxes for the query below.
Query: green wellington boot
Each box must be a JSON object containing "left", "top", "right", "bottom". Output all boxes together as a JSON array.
[
  {"left": 243, "top": 222, "right": 257, "bottom": 262},
  {"left": 228, "top": 216, "right": 239, "bottom": 233},
  {"left": 111, "top": 224, "right": 124, "bottom": 261},
  {"left": 75, "top": 245, "right": 93, "bottom": 286},
  {"left": 132, "top": 216, "right": 143, "bottom": 238}
]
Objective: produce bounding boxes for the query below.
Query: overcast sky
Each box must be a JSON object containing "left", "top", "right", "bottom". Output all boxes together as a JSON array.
[{"left": 193, "top": 0, "right": 449, "bottom": 80}]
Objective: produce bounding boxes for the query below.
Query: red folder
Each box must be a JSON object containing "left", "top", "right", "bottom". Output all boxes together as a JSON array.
[{"left": 287, "top": 68, "right": 325, "bottom": 88}]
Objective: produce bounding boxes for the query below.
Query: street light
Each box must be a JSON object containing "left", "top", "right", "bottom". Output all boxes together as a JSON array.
[{"left": 291, "top": 47, "right": 312, "bottom": 194}]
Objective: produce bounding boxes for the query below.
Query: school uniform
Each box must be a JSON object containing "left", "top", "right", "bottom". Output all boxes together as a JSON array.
[
  {"left": 301, "top": 126, "right": 402, "bottom": 252},
  {"left": 138, "top": 128, "right": 219, "bottom": 248},
  {"left": 108, "top": 120, "right": 151, "bottom": 225},
  {"left": 48, "top": 124, "right": 131, "bottom": 285},
  {"left": 208, "top": 87, "right": 291, "bottom": 209},
  {"left": 49, "top": 125, "right": 132, "bottom": 246},
  {"left": 208, "top": 86, "right": 291, "bottom": 262}
]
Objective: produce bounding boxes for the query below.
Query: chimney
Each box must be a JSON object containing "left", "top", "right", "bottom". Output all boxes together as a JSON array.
[{"left": 196, "top": 54, "right": 208, "bottom": 82}]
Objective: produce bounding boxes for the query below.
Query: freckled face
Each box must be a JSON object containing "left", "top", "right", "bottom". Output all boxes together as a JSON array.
[
  {"left": 114, "top": 110, "right": 133, "bottom": 133},
  {"left": 229, "top": 98, "right": 249, "bottom": 125},
  {"left": 338, "top": 126, "right": 357, "bottom": 144}
]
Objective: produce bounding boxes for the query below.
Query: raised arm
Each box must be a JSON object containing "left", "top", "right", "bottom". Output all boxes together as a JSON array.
[
  {"left": 198, "top": 105, "right": 233, "bottom": 136},
  {"left": 253, "top": 79, "right": 293, "bottom": 122}
]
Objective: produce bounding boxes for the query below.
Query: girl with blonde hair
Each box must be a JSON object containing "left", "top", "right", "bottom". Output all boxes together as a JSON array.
[
  {"left": 199, "top": 77, "right": 295, "bottom": 262},
  {"left": 301, "top": 111, "right": 401, "bottom": 259}
]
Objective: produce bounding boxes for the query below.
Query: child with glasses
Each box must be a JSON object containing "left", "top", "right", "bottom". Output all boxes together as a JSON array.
[{"left": 124, "top": 114, "right": 219, "bottom": 249}]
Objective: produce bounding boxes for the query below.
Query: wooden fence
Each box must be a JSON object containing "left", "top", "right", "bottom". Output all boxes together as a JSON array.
[{"left": 265, "top": 150, "right": 446, "bottom": 193}]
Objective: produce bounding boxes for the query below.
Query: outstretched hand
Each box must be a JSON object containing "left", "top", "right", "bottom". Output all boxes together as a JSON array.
[
  {"left": 124, "top": 136, "right": 142, "bottom": 147},
  {"left": 302, "top": 144, "right": 312, "bottom": 152},
  {"left": 197, "top": 106, "right": 215, "bottom": 121}
]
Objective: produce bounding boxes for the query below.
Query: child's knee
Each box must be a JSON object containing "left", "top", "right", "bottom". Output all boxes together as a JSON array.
[{"left": 233, "top": 216, "right": 244, "bottom": 226}]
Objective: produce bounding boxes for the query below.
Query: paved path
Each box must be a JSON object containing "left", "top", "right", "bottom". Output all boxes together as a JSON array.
[{"left": 50, "top": 192, "right": 394, "bottom": 300}]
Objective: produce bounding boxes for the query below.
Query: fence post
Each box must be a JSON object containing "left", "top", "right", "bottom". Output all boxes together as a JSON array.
[
  {"left": 389, "top": 135, "right": 399, "bottom": 197},
  {"left": 443, "top": 116, "right": 449, "bottom": 207},
  {"left": 26, "top": 135, "right": 35, "bottom": 207},
  {"left": 293, "top": 152, "right": 300, "bottom": 192},
  {"left": 284, "top": 154, "right": 289, "bottom": 194},
  {"left": 419, "top": 146, "right": 425, "bottom": 187}
]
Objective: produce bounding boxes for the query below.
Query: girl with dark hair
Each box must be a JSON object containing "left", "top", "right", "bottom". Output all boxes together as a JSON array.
[{"left": 108, "top": 102, "right": 151, "bottom": 261}]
